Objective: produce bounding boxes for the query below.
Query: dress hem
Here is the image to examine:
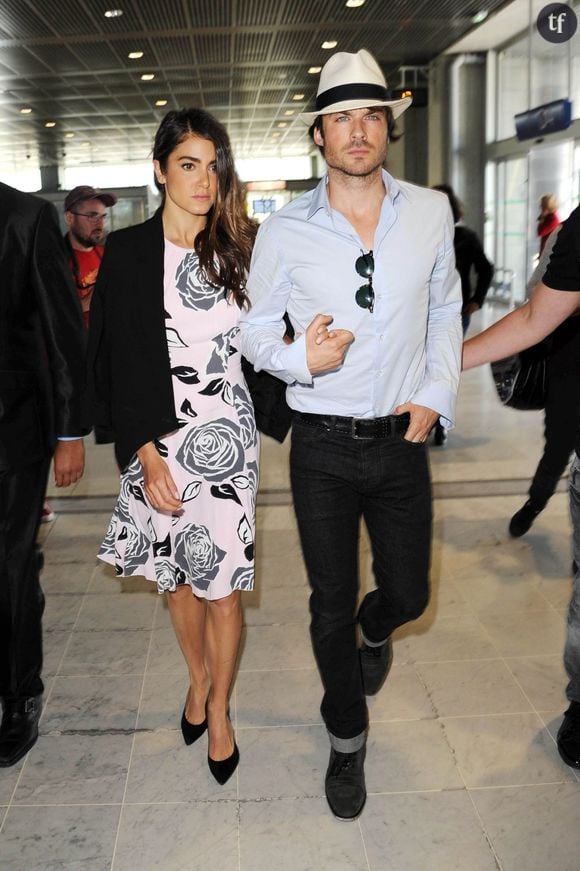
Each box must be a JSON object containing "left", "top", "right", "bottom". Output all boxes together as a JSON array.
[{"left": 97, "top": 553, "right": 254, "bottom": 600}]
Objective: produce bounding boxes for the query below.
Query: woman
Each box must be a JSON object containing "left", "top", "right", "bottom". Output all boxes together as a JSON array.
[
  {"left": 86, "top": 108, "right": 258, "bottom": 784},
  {"left": 537, "top": 193, "right": 560, "bottom": 255}
]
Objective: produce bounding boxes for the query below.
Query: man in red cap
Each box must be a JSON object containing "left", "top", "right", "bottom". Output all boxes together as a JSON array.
[
  {"left": 63, "top": 185, "right": 117, "bottom": 329},
  {"left": 40, "top": 184, "right": 115, "bottom": 525},
  {"left": 40, "top": 187, "right": 116, "bottom": 524}
]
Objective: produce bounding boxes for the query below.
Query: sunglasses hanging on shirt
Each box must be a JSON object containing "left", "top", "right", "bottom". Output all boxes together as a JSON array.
[{"left": 355, "top": 250, "right": 375, "bottom": 313}]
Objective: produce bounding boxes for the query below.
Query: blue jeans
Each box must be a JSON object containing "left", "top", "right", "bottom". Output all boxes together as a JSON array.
[
  {"left": 290, "top": 419, "right": 432, "bottom": 746},
  {"left": 566, "top": 453, "right": 580, "bottom": 702}
]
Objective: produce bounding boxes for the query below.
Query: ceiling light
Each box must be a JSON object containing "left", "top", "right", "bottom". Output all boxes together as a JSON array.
[
  {"left": 155, "top": 99, "right": 168, "bottom": 107},
  {"left": 128, "top": 51, "right": 144, "bottom": 59},
  {"left": 471, "top": 10, "right": 489, "bottom": 24},
  {"left": 346, "top": 0, "right": 366, "bottom": 6},
  {"left": 321, "top": 40, "right": 338, "bottom": 49},
  {"left": 277, "top": 122, "right": 287, "bottom": 128},
  {"left": 44, "top": 121, "right": 56, "bottom": 128},
  {"left": 292, "top": 93, "right": 305, "bottom": 101},
  {"left": 82, "top": 141, "right": 90, "bottom": 146},
  {"left": 104, "top": 9, "right": 123, "bottom": 17},
  {"left": 308, "top": 66, "right": 322, "bottom": 74},
  {"left": 141, "top": 73, "right": 155, "bottom": 81},
  {"left": 272, "top": 132, "right": 280, "bottom": 138},
  {"left": 65, "top": 132, "right": 75, "bottom": 138},
  {"left": 20, "top": 107, "right": 32, "bottom": 114},
  {"left": 283, "top": 110, "right": 295, "bottom": 116}
]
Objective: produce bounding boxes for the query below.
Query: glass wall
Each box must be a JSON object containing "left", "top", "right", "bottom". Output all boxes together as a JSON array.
[
  {"left": 496, "top": 2, "right": 580, "bottom": 141},
  {"left": 528, "top": 141, "right": 574, "bottom": 268},
  {"left": 530, "top": 0, "right": 571, "bottom": 109},
  {"left": 493, "top": 157, "right": 529, "bottom": 303},
  {"left": 488, "top": 4, "right": 580, "bottom": 305},
  {"left": 497, "top": 39, "right": 530, "bottom": 140}
]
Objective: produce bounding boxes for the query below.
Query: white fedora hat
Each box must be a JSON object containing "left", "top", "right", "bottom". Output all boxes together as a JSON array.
[{"left": 299, "top": 48, "right": 412, "bottom": 125}]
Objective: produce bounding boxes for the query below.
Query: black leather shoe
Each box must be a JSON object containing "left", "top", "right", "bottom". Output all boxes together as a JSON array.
[
  {"left": 0, "top": 696, "right": 42, "bottom": 767},
  {"left": 325, "top": 746, "right": 366, "bottom": 820},
  {"left": 208, "top": 742, "right": 239, "bottom": 785},
  {"left": 180, "top": 708, "right": 207, "bottom": 746},
  {"left": 509, "top": 500, "right": 542, "bottom": 538},
  {"left": 557, "top": 701, "right": 580, "bottom": 769},
  {"left": 360, "top": 636, "right": 393, "bottom": 695}
]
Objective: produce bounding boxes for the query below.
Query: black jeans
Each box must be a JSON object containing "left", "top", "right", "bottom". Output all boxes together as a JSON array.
[
  {"left": 529, "top": 318, "right": 580, "bottom": 509},
  {"left": 0, "top": 457, "right": 49, "bottom": 700},
  {"left": 290, "top": 419, "right": 432, "bottom": 743}
]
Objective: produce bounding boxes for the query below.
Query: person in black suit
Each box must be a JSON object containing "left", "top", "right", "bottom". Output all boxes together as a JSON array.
[
  {"left": 432, "top": 184, "right": 494, "bottom": 445},
  {"left": 0, "top": 182, "right": 87, "bottom": 767}
]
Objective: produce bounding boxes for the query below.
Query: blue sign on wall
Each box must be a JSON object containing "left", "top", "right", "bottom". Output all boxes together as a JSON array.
[{"left": 514, "top": 99, "right": 572, "bottom": 140}]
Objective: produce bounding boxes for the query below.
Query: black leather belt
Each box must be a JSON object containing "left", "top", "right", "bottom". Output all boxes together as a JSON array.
[{"left": 295, "top": 412, "right": 410, "bottom": 439}]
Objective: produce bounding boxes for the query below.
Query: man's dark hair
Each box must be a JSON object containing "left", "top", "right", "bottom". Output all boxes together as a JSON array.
[{"left": 308, "top": 106, "right": 401, "bottom": 156}]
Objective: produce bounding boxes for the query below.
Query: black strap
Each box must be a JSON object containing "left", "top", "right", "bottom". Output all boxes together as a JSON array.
[{"left": 316, "top": 83, "right": 389, "bottom": 111}]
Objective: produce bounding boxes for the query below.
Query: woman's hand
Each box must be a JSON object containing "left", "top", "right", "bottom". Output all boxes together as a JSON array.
[{"left": 137, "top": 442, "right": 182, "bottom": 512}]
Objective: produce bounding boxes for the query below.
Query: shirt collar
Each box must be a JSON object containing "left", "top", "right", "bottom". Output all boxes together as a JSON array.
[{"left": 306, "top": 168, "right": 407, "bottom": 222}]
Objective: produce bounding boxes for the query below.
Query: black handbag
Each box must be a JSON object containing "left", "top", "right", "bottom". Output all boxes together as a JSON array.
[{"left": 490, "top": 339, "right": 549, "bottom": 410}]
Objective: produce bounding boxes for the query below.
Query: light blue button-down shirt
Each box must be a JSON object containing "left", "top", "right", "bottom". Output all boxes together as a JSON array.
[{"left": 240, "top": 170, "right": 463, "bottom": 427}]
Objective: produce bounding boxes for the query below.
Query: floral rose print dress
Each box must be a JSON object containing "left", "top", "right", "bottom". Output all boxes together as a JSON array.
[{"left": 98, "top": 240, "right": 258, "bottom": 599}]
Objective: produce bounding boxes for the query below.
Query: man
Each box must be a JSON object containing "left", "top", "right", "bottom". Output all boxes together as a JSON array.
[
  {"left": 63, "top": 185, "right": 117, "bottom": 328},
  {"left": 464, "top": 203, "right": 580, "bottom": 772},
  {"left": 40, "top": 186, "right": 114, "bottom": 521},
  {"left": 0, "top": 183, "right": 87, "bottom": 767},
  {"left": 64, "top": 185, "right": 116, "bottom": 447},
  {"left": 240, "top": 49, "right": 462, "bottom": 820},
  {"left": 431, "top": 183, "right": 494, "bottom": 446}
]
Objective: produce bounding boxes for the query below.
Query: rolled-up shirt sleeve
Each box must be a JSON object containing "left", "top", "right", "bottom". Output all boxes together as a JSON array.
[
  {"left": 240, "top": 223, "right": 312, "bottom": 386},
  {"left": 411, "top": 209, "right": 463, "bottom": 428}
]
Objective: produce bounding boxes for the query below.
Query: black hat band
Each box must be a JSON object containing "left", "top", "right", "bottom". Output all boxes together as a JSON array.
[{"left": 315, "top": 82, "right": 389, "bottom": 111}]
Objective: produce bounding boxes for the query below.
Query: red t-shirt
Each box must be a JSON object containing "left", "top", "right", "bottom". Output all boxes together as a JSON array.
[{"left": 69, "top": 246, "right": 104, "bottom": 328}]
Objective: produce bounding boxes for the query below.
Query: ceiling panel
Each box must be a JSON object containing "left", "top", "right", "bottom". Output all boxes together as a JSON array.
[
  {"left": 30, "top": 0, "right": 99, "bottom": 36},
  {"left": 0, "top": 0, "right": 514, "bottom": 173},
  {"left": 0, "top": 1, "right": 54, "bottom": 39},
  {"left": 0, "top": 47, "right": 51, "bottom": 76}
]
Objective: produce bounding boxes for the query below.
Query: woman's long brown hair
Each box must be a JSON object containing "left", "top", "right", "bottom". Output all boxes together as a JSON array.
[{"left": 153, "top": 108, "right": 256, "bottom": 307}]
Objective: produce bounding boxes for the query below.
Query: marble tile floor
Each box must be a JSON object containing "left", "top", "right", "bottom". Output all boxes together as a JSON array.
[{"left": 0, "top": 488, "right": 579, "bottom": 870}]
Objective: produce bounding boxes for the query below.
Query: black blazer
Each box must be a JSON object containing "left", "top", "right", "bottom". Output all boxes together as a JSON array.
[
  {"left": 454, "top": 225, "right": 494, "bottom": 311},
  {"left": 0, "top": 183, "right": 87, "bottom": 472},
  {"left": 86, "top": 211, "right": 290, "bottom": 472}
]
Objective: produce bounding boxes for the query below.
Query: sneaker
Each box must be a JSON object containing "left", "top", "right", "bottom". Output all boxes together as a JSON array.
[
  {"left": 557, "top": 702, "right": 580, "bottom": 769},
  {"left": 508, "top": 499, "right": 541, "bottom": 538},
  {"left": 40, "top": 501, "right": 55, "bottom": 523},
  {"left": 325, "top": 746, "right": 366, "bottom": 820},
  {"left": 360, "top": 636, "right": 393, "bottom": 696}
]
